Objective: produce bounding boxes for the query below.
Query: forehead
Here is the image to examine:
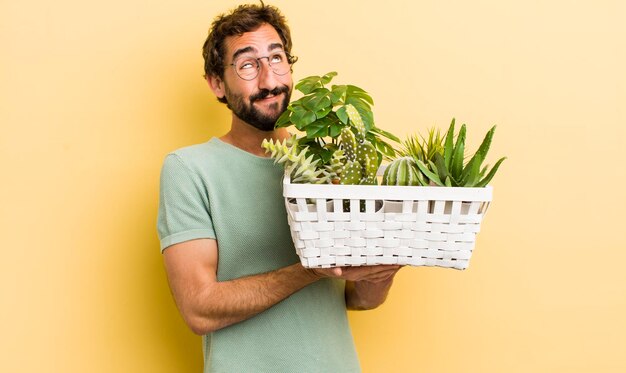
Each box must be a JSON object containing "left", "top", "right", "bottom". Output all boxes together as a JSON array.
[{"left": 223, "top": 23, "right": 284, "bottom": 61}]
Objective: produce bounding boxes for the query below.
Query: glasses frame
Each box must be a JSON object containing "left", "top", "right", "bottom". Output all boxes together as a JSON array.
[{"left": 228, "top": 51, "right": 296, "bottom": 81}]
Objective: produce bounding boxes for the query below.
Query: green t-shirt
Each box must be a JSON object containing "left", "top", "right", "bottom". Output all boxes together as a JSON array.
[{"left": 157, "top": 138, "right": 360, "bottom": 373}]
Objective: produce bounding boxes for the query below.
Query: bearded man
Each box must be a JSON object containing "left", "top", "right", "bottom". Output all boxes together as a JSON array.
[{"left": 157, "top": 3, "right": 400, "bottom": 372}]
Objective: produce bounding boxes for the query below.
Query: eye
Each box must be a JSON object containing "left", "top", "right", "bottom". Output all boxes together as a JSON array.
[
  {"left": 238, "top": 58, "right": 257, "bottom": 70},
  {"left": 270, "top": 53, "right": 285, "bottom": 63}
]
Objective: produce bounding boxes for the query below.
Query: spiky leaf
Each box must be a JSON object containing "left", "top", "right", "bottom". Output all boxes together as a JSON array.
[
  {"left": 475, "top": 157, "right": 506, "bottom": 187},
  {"left": 460, "top": 153, "right": 483, "bottom": 187},
  {"left": 415, "top": 159, "right": 444, "bottom": 186},
  {"left": 444, "top": 118, "right": 456, "bottom": 169},
  {"left": 450, "top": 124, "right": 466, "bottom": 178}
]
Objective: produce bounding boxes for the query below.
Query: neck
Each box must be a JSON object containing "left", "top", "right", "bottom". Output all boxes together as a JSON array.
[{"left": 220, "top": 115, "right": 290, "bottom": 157}]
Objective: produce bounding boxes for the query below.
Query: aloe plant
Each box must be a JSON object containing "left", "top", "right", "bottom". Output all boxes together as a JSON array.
[{"left": 411, "top": 119, "right": 506, "bottom": 187}]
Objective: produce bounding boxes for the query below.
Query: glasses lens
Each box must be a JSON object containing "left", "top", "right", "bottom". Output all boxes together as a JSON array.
[
  {"left": 235, "top": 57, "right": 259, "bottom": 80},
  {"left": 268, "top": 51, "right": 290, "bottom": 76}
]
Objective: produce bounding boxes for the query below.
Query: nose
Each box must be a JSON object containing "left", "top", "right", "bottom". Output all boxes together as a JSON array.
[{"left": 256, "top": 58, "right": 280, "bottom": 91}]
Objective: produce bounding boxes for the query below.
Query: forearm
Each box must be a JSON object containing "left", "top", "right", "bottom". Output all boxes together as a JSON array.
[
  {"left": 345, "top": 277, "right": 395, "bottom": 310},
  {"left": 185, "top": 263, "right": 319, "bottom": 334}
]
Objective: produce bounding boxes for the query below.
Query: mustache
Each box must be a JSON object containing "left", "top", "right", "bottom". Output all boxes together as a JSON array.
[{"left": 250, "top": 85, "right": 290, "bottom": 102}]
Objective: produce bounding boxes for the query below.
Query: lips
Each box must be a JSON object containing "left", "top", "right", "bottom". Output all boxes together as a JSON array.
[
  {"left": 250, "top": 86, "right": 290, "bottom": 103},
  {"left": 256, "top": 93, "right": 281, "bottom": 102}
]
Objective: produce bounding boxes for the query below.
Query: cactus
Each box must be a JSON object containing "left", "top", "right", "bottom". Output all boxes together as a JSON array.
[
  {"left": 355, "top": 140, "right": 378, "bottom": 185},
  {"left": 340, "top": 127, "right": 357, "bottom": 160},
  {"left": 345, "top": 104, "right": 366, "bottom": 141},
  {"left": 338, "top": 109, "right": 378, "bottom": 185},
  {"left": 382, "top": 157, "right": 425, "bottom": 186},
  {"left": 341, "top": 160, "right": 362, "bottom": 185}
]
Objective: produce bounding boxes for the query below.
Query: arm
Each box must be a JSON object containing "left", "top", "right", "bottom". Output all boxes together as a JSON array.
[
  {"left": 163, "top": 238, "right": 321, "bottom": 335},
  {"left": 164, "top": 238, "right": 401, "bottom": 334}
]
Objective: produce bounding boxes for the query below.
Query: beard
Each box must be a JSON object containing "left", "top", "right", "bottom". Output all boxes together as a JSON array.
[{"left": 224, "top": 85, "right": 291, "bottom": 131}]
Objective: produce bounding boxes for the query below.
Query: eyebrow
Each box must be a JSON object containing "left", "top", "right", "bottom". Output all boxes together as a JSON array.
[
  {"left": 268, "top": 43, "right": 284, "bottom": 52},
  {"left": 231, "top": 43, "right": 285, "bottom": 61}
]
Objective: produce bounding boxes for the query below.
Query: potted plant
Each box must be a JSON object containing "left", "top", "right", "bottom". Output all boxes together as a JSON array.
[
  {"left": 264, "top": 72, "right": 504, "bottom": 270},
  {"left": 382, "top": 119, "right": 506, "bottom": 217},
  {"left": 262, "top": 72, "right": 399, "bottom": 185}
]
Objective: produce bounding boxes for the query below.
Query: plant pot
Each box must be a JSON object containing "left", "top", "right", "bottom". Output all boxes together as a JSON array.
[{"left": 282, "top": 172, "right": 492, "bottom": 270}]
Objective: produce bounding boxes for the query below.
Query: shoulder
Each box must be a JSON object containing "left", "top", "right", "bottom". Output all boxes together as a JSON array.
[
  {"left": 162, "top": 138, "right": 224, "bottom": 174},
  {"left": 168, "top": 138, "right": 220, "bottom": 161}
]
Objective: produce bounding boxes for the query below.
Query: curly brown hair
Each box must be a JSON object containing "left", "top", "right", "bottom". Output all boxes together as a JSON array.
[{"left": 202, "top": 2, "right": 295, "bottom": 95}]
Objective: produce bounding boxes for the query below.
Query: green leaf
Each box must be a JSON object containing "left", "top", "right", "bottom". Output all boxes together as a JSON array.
[
  {"left": 475, "top": 157, "right": 506, "bottom": 187},
  {"left": 330, "top": 85, "right": 347, "bottom": 103},
  {"left": 433, "top": 153, "right": 449, "bottom": 183},
  {"left": 315, "top": 105, "right": 332, "bottom": 119},
  {"left": 373, "top": 138, "right": 396, "bottom": 158},
  {"left": 320, "top": 71, "right": 338, "bottom": 85},
  {"left": 474, "top": 125, "right": 497, "bottom": 162},
  {"left": 460, "top": 153, "right": 482, "bottom": 186},
  {"left": 290, "top": 107, "right": 317, "bottom": 130},
  {"left": 301, "top": 88, "right": 331, "bottom": 112},
  {"left": 307, "top": 145, "right": 335, "bottom": 165},
  {"left": 462, "top": 151, "right": 484, "bottom": 182},
  {"left": 295, "top": 76, "right": 324, "bottom": 94},
  {"left": 444, "top": 118, "right": 455, "bottom": 169},
  {"left": 479, "top": 164, "right": 488, "bottom": 179},
  {"left": 275, "top": 110, "right": 292, "bottom": 128},
  {"left": 298, "top": 136, "right": 318, "bottom": 149},
  {"left": 451, "top": 124, "right": 466, "bottom": 178},
  {"left": 336, "top": 105, "right": 349, "bottom": 124},
  {"left": 371, "top": 126, "right": 400, "bottom": 143},
  {"left": 305, "top": 120, "right": 329, "bottom": 138},
  {"left": 346, "top": 85, "right": 374, "bottom": 105},
  {"left": 329, "top": 122, "right": 344, "bottom": 138},
  {"left": 415, "top": 159, "right": 443, "bottom": 186},
  {"left": 460, "top": 125, "right": 496, "bottom": 182}
]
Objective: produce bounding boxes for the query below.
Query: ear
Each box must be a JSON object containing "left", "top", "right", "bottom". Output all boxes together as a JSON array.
[{"left": 206, "top": 75, "right": 226, "bottom": 100}]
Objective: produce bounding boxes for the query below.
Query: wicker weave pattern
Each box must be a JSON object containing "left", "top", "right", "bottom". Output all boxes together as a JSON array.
[{"left": 283, "top": 175, "right": 493, "bottom": 270}]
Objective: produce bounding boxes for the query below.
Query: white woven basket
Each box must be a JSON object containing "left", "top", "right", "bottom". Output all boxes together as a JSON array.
[{"left": 283, "top": 171, "right": 493, "bottom": 270}]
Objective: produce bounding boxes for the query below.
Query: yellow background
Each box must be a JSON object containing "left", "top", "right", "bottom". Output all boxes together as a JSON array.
[{"left": 2, "top": 0, "right": 625, "bottom": 372}]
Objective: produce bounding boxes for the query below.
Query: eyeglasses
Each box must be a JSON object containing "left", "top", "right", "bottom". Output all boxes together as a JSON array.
[{"left": 229, "top": 51, "right": 296, "bottom": 81}]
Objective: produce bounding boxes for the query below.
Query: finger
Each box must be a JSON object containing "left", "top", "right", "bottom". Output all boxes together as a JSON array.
[
  {"left": 312, "top": 267, "right": 343, "bottom": 278},
  {"left": 341, "top": 265, "right": 400, "bottom": 277}
]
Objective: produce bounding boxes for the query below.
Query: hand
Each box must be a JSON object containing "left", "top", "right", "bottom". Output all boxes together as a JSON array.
[{"left": 311, "top": 265, "right": 402, "bottom": 283}]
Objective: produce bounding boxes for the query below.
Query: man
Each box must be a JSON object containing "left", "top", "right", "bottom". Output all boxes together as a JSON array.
[{"left": 157, "top": 3, "right": 401, "bottom": 372}]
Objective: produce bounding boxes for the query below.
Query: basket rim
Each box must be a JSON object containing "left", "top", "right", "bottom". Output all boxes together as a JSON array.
[{"left": 283, "top": 171, "right": 493, "bottom": 201}]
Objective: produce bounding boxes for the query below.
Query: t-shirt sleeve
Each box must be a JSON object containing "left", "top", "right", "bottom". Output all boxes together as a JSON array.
[{"left": 157, "top": 153, "right": 216, "bottom": 252}]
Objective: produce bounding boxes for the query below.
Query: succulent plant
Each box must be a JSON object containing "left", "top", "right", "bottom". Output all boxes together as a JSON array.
[
  {"left": 399, "top": 127, "right": 445, "bottom": 166},
  {"left": 411, "top": 119, "right": 506, "bottom": 187},
  {"left": 262, "top": 136, "right": 327, "bottom": 184}
]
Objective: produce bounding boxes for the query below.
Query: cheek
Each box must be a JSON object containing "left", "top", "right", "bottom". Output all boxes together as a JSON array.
[{"left": 280, "top": 73, "right": 293, "bottom": 88}]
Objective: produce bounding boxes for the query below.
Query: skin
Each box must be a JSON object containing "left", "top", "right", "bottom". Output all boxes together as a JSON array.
[{"left": 164, "top": 23, "right": 401, "bottom": 335}]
